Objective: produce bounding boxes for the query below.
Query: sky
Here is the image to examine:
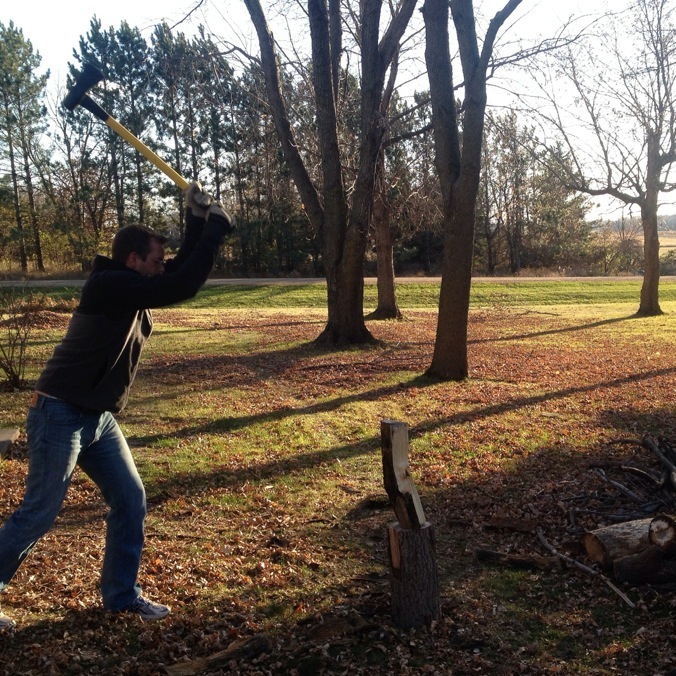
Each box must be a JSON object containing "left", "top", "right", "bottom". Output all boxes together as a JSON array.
[
  {"left": 3, "top": 0, "right": 607, "bottom": 91},
  {"left": 2, "top": 0, "right": 253, "bottom": 90},
  {"left": 4, "top": 0, "right": 642, "bottom": 221}
]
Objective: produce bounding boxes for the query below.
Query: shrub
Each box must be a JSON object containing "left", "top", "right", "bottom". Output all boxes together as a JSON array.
[{"left": 0, "top": 287, "right": 42, "bottom": 390}]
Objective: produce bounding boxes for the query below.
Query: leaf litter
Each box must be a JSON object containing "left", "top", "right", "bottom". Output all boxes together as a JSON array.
[{"left": 0, "top": 306, "right": 675, "bottom": 674}]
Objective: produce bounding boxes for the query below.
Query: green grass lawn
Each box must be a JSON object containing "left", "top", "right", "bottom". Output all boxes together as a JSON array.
[
  {"left": 13, "top": 277, "right": 676, "bottom": 310},
  {"left": 182, "top": 278, "right": 676, "bottom": 309}
]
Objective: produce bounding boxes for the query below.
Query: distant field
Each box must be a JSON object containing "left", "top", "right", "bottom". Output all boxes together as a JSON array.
[{"left": 661, "top": 230, "right": 676, "bottom": 252}]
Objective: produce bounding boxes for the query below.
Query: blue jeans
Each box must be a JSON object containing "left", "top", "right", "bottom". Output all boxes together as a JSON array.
[{"left": 0, "top": 395, "right": 146, "bottom": 611}]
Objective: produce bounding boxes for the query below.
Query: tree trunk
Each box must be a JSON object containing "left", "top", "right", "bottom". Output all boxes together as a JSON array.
[
  {"left": 423, "top": 0, "right": 521, "bottom": 379},
  {"left": 423, "top": 0, "right": 481, "bottom": 380},
  {"left": 244, "top": 0, "right": 415, "bottom": 346},
  {"left": 318, "top": 251, "right": 375, "bottom": 344},
  {"left": 638, "top": 136, "right": 662, "bottom": 315},
  {"left": 18, "top": 110, "right": 44, "bottom": 272},
  {"left": 7, "top": 135, "right": 28, "bottom": 272},
  {"left": 423, "top": 0, "right": 462, "bottom": 378},
  {"left": 370, "top": 151, "right": 401, "bottom": 320},
  {"left": 111, "top": 140, "right": 125, "bottom": 228},
  {"left": 387, "top": 522, "right": 441, "bottom": 629}
]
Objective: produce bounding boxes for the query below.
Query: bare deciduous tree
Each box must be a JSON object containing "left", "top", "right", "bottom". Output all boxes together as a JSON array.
[
  {"left": 422, "top": 0, "right": 523, "bottom": 380},
  {"left": 243, "top": 0, "right": 418, "bottom": 344},
  {"left": 523, "top": 0, "right": 676, "bottom": 316}
]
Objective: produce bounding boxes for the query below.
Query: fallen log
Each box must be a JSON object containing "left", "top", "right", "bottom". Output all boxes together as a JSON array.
[
  {"left": 613, "top": 545, "right": 676, "bottom": 585},
  {"left": 649, "top": 514, "right": 676, "bottom": 555},
  {"left": 582, "top": 519, "right": 652, "bottom": 569}
]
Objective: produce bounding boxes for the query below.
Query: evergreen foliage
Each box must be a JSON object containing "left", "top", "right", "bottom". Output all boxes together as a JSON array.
[{"left": 0, "top": 15, "right": 621, "bottom": 278}]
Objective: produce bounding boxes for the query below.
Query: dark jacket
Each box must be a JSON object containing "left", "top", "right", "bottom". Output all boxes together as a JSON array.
[{"left": 35, "top": 212, "right": 230, "bottom": 413}]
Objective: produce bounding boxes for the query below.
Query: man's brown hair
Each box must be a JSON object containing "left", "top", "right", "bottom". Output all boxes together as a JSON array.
[{"left": 111, "top": 225, "right": 168, "bottom": 263}]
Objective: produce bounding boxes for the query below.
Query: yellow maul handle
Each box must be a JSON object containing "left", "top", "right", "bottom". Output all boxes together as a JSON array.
[{"left": 106, "top": 117, "right": 189, "bottom": 191}]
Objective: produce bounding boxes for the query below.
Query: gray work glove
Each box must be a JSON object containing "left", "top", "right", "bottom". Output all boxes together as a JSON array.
[{"left": 184, "top": 181, "right": 213, "bottom": 219}]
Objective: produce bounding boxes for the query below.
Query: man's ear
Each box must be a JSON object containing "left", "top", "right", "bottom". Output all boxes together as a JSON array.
[{"left": 126, "top": 251, "right": 140, "bottom": 270}]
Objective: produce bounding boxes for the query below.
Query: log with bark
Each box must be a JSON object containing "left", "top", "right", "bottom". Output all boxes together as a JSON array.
[
  {"left": 582, "top": 513, "right": 676, "bottom": 584},
  {"left": 613, "top": 545, "right": 676, "bottom": 585},
  {"left": 583, "top": 519, "right": 652, "bottom": 569}
]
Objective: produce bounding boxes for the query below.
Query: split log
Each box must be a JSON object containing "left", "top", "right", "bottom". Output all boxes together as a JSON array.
[
  {"left": 613, "top": 545, "right": 676, "bottom": 585},
  {"left": 381, "top": 420, "right": 425, "bottom": 530},
  {"left": 388, "top": 521, "right": 440, "bottom": 629},
  {"left": 649, "top": 514, "right": 676, "bottom": 555},
  {"left": 475, "top": 548, "right": 562, "bottom": 571},
  {"left": 582, "top": 519, "right": 652, "bottom": 569}
]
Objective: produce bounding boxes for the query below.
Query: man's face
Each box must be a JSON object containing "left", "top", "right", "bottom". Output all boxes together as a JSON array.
[{"left": 129, "top": 238, "right": 166, "bottom": 276}]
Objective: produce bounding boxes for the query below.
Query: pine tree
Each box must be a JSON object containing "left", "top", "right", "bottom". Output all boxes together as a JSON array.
[{"left": 0, "top": 21, "right": 49, "bottom": 272}]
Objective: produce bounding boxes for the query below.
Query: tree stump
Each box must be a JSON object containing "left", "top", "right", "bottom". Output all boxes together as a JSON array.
[
  {"left": 387, "top": 521, "right": 440, "bottom": 629},
  {"left": 381, "top": 420, "right": 440, "bottom": 629}
]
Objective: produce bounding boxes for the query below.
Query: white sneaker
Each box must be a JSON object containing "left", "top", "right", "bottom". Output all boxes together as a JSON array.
[{"left": 122, "top": 596, "right": 170, "bottom": 621}]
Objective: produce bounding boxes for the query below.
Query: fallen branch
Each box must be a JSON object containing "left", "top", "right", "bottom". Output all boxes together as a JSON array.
[
  {"left": 475, "top": 548, "right": 561, "bottom": 571},
  {"left": 640, "top": 437, "right": 676, "bottom": 491},
  {"left": 594, "top": 468, "right": 644, "bottom": 503},
  {"left": 164, "top": 635, "right": 272, "bottom": 676},
  {"left": 536, "top": 528, "right": 635, "bottom": 608},
  {"left": 620, "top": 465, "right": 664, "bottom": 486}
]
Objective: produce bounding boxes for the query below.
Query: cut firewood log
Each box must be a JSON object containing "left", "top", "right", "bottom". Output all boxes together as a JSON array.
[
  {"left": 649, "top": 514, "right": 676, "bottom": 555},
  {"left": 613, "top": 545, "right": 676, "bottom": 584},
  {"left": 582, "top": 519, "right": 652, "bottom": 569}
]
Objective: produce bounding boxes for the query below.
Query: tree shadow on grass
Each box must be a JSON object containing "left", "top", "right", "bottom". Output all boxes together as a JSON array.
[
  {"left": 150, "top": 317, "right": 327, "bottom": 337},
  {"left": 471, "top": 313, "right": 638, "bottom": 344},
  {"left": 128, "top": 364, "right": 676, "bottom": 462},
  {"left": 6, "top": 410, "right": 676, "bottom": 674}
]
